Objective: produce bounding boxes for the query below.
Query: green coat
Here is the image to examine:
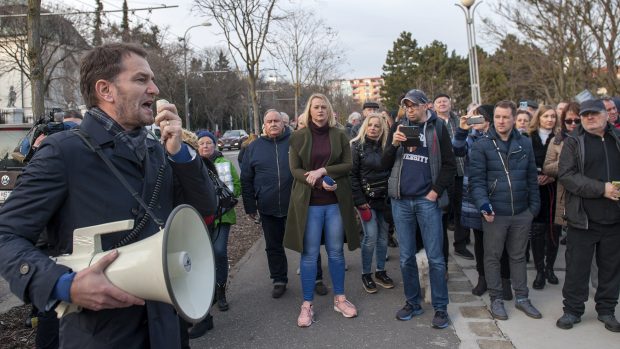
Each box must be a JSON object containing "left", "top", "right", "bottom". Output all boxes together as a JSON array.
[
  {"left": 284, "top": 126, "right": 360, "bottom": 253},
  {"left": 213, "top": 155, "right": 241, "bottom": 226}
]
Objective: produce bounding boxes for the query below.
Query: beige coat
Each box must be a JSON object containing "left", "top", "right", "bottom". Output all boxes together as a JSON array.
[{"left": 543, "top": 136, "right": 566, "bottom": 226}]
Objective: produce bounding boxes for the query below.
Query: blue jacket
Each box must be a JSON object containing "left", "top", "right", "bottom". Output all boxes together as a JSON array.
[
  {"left": 469, "top": 127, "right": 540, "bottom": 217},
  {"left": 453, "top": 126, "right": 487, "bottom": 230},
  {"left": 240, "top": 128, "right": 293, "bottom": 217}
]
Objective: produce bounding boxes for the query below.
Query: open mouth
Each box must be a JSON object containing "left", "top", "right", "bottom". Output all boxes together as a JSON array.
[{"left": 142, "top": 100, "right": 154, "bottom": 112}]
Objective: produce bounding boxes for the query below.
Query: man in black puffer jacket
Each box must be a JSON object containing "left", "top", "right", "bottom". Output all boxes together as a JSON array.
[
  {"left": 240, "top": 110, "right": 293, "bottom": 298},
  {"left": 469, "top": 100, "right": 541, "bottom": 321}
]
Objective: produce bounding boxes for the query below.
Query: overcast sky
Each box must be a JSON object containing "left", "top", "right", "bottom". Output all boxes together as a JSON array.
[{"left": 50, "top": 0, "right": 500, "bottom": 79}]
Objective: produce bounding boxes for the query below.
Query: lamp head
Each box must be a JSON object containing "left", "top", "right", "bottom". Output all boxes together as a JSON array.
[{"left": 461, "top": 0, "right": 475, "bottom": 8}]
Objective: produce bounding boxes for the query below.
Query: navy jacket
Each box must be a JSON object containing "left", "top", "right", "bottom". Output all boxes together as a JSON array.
[
  {"left": 469, "top": 126, "right": 540, "bottom": 217},
  {"left": 240, "top": 128, "right": 293, "bottom": 217},
  {"left": 0, "top": 115, "right": 214, "bottom": 349}
]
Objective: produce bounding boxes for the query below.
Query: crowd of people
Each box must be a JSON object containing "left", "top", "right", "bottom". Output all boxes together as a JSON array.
[{"left": 0, "top": 41, "right": 618, "bottom": 349}]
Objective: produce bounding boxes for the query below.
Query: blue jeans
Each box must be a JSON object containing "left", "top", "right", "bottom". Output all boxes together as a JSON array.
[
  {"left": 212, "top": 223, "right": 231, "bottom": 285},
  {"left": 301, "top": 204, "right": 346, "bottom": 301},
  {"left": 392, "top": 197, "right": 449, "bottom": 311},
  {"left": 360, "top": 209, "right": 388, "bottom": 274}
]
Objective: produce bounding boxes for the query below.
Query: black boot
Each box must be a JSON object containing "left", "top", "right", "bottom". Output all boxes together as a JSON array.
[
  {"left": 502, "top": 278, "right": 513, "bottom": 301},
  {"left": 188, "top": 313, "right": 213, "bottom": 339},
  {"left": 216, "top": 284, "right": 229, "bottom": 311},
  {"left": 531, "top": 223, "right": 546, "bottom": 290},
  {"left": 545, "top": 225, "right": 560, "bottom": 285},
  {"left": 472, "top": 275, "right": 487, "bottom": 296}
]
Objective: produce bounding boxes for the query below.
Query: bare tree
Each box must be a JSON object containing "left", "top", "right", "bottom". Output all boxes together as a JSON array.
[
  {"left": 268, "top": 7, "right": 345, "bottom": 116},
  {"left": 0, "top": 3, "right": 90, "bottom": 111},
  {"left": 27, "top": 0, "right": 44, "bottom": 118},
  {"left": 572, "top": 0, "right": 620, "bottom": 95},
  {"left": 482, "top": 0, "right": 601, "bottom": 101},
  {"left": 194, "top": 0, "right": 278, "bottom": 134}
]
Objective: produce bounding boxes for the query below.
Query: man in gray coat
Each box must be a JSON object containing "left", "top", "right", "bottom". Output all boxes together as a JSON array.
[{"left": 0, "top": 43, "right": 214, "bottom": 348}]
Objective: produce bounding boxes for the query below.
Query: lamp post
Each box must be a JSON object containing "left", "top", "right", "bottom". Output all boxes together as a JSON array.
[
  {"left": 456, "top": 0, "right": 482, "bottom": 105},
  {"left": 181, "top": 22, "right": 211, "bottom": 130}
]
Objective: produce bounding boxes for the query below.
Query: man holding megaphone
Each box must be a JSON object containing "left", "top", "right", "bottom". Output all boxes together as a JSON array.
[{"left": 0, "top": 43, "right": 216, "bottom": 348}]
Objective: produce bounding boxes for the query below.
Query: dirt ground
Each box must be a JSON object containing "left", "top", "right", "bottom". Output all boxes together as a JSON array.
[{"left": 0, "top": 205, "right": 262, "bottom": 348}]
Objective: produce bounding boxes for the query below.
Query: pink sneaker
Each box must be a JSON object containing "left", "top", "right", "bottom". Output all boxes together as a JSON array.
[
  {"left": 297, "top": 302, "right": 314, "bottom": 327},
  {"left": 334, "top": 295, "right": 357, "bottom": 318}
]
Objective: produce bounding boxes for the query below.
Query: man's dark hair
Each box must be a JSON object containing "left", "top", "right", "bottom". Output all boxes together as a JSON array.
[
  {"left": 80, "top": 43, "right": 148, "bottom": 108},
  {"left": 494, "top": 100, "right": 517, "bottom": 117}
]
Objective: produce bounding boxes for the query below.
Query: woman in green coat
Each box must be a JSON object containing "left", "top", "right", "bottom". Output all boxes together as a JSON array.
[
  {"left": 285, "top": 93, "right": 359, "bottom": 327},
  {"left": 190, "top": 130, "right": 241, "bottom": 338}
]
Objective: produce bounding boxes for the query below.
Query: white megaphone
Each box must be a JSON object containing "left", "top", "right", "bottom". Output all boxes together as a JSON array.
[{"left": 54, "top": 204, "right": 215, "bottom": 323}]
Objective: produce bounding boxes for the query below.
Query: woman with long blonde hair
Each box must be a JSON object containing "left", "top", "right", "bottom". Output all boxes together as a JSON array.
[
  {"left": 349, "top": 113, "right": 394, "bottom": 294},
  {"left": 285, "top": 93, "right": 359, "bottom": 327}
]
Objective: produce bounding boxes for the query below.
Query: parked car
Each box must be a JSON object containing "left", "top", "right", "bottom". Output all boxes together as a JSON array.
[{"left": 217, "top": 129, "right": 249, "bottom": 150}]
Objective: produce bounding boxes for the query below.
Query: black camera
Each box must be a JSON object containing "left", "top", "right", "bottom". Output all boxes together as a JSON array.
[
  {"left": 34, "top": 108, "right": 66, "bottom": 138},
  {"left": 20, "top": 109, "right": 66, "bottom": 162}
]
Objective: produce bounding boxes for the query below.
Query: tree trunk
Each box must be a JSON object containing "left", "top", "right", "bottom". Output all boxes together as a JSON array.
[
  {"left": 27, "top": 0, "right": 45, "bottom": 120},
  {"left": 248, "top": 74, "right": 260, "bottom": 135}
]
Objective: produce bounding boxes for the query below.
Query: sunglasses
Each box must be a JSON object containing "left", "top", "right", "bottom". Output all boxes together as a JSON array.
[{"left": 564, "top": 119, "right": 581, "bottom": 125}]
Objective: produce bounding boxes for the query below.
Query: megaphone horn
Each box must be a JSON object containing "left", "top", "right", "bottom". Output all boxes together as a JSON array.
[{"left": 54, "top": 204, "right": 215, "bottom": 323}]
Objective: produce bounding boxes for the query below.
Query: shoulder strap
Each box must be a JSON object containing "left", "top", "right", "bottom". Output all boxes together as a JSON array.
[{"left": 72, "top": 129, "right": 164, "bottom": 227}]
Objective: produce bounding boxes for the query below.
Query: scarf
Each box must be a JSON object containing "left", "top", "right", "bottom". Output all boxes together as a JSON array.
[{"left": 86, "top": 107, "right": 148, "bottom": 162}]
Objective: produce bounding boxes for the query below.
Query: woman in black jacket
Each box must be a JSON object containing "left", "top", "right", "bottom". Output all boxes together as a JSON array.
[
  {"left": 350, "top": 113, "right": 394, "bottom": 294},
  {"left": 528, "top": 105, "right": 560, "bottom": 290}
]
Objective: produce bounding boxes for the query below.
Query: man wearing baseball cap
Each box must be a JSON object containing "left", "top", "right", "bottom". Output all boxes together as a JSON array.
[
  {"left": 556, "top": 99, "right": 620, "bottom": 332},
  {"left": 383, "top": 88, "right": 456, "bottom": 329}
]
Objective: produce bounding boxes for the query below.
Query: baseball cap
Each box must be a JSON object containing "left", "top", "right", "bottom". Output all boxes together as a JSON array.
[
  {"left": 401, "top": 89, "right": 429, "bottom": 105},
  {"left": 579, "top": 99, "right": 606, "bottom": 116}
]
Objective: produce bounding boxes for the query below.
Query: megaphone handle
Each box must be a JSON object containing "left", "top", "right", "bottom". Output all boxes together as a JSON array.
[{"left": 55, "top": 301, "right": 83, "bottom": 319}]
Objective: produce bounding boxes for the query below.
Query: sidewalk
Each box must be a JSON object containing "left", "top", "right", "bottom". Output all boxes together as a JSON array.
[
  {"left": 191, "top": 231, "right": 618, "bottom": 349},
  {"left": 452, "top": 236, "right": 618, "bottom": 349},
  {"left": 191, "top": 239, "right": 460, "bottom": 348}
]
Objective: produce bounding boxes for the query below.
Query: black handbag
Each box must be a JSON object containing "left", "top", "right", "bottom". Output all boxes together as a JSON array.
[
  {"left": 362, "top": 178, "right": 388, "bottom": 199},
  {"left": 207, "top": 169, "right": 238, "bottom": 218}
]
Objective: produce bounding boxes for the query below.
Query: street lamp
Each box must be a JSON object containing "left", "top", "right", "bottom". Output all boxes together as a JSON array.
[
  {"left": 181, "top": 22, "right": 211, "bottom": 130},
  {"left": 456, "top": 0, "right": 482, "bottom": 105}
]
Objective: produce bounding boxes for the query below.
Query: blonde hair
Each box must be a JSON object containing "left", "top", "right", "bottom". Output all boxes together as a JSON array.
[
  {"left": 350, "top": 113, "right": 389, "bottom": 149},
  {"left": 300, "top": 93, "right": 337, "bottom": 128},
  {"left": 528, "top": 104, "right": 559, "bottom": 135}
]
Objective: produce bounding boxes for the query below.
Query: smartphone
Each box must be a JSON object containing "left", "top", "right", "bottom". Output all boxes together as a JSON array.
[
  {"left": 323, "top": 176, "right": 335, "bottom": 186},
  {"left": 400, "top": 126, "right": 421, "bottom": 147},
  {"left": 466, "top": 116, "right": 485, "bottom": 125},
  {"left": 519, "top": 101, "right": 528, "bottom": 110}
]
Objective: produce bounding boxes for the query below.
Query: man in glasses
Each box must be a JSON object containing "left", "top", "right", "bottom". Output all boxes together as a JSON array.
[
  {"left": 557, "top": 99, "right": 620, "bottom": 332},
  {"left": 382, "top": 89, "right": 456, "bottom": 329}
]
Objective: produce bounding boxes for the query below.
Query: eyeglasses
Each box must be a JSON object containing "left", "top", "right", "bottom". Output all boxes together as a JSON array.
[
  {"left": 564, "top": 119, "right": 581, "bottom": 125},
  {"left": 402, "top": 103, "right": 420, "bottom": 110},
  {"left": 198, "top": 141, "right": 214, "bottom": 147}
]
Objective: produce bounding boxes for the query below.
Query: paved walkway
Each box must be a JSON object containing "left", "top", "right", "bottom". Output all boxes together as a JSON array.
[{"left": 191, "top": 230, "right": 618, "bottom": 349}]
